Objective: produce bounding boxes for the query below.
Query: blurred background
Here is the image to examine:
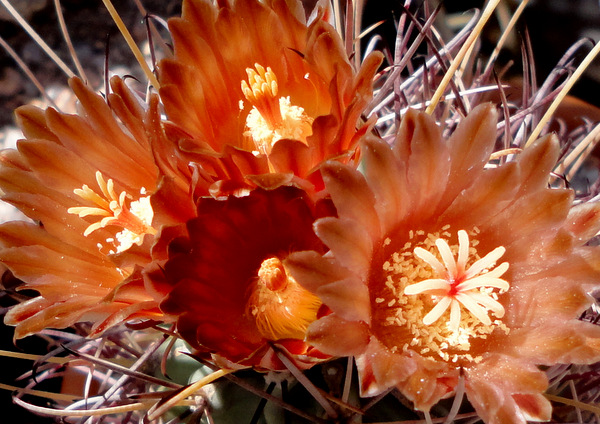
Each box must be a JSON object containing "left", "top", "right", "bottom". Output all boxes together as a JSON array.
[{"left": 363, "top": 0, "right": 600, "bottom": 104}]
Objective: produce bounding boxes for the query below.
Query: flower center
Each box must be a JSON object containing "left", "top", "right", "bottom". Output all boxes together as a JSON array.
[
  {"left": 68, "top": 171, "right": 156, "bottom": 253},
  {"left": 246, "top": 256, "right": 321, "bottom": 341},
  {"left": 241, "top": 63, "right": 313, "bottom": 155},
  {"left": 372, "top": 227, "right": 510, "bottom": 363}
]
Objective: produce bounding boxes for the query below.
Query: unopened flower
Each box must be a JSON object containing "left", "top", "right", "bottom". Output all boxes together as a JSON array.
[
  {"left": 287, "top": 104, "right": 600, "bottom": 423},
  {"left": 145, "top": 187, "right": 331, "bottom": 369},
  {"left": 158, "top": 0, "right": 382, "bottom": 193},
  {"left": 0, "top": 77, "right": 167, "bottom": 338}
]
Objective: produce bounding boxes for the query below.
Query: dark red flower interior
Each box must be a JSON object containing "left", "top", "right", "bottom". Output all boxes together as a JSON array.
[{"left": 158, "top": 187, "right": 327, "bottom": 364}]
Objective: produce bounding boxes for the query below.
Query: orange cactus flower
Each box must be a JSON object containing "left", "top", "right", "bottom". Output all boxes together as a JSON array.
[
  {"left": 146, "top": 187, "right": 331, "bottom": 370},
  {"left": 0, "top": 77, "right": 169, "bottom": 338},
  {"left": 158, "top": 0, "right": 382, "bottom": 193},
  {"left": 286, "top": 104, "right": 600, "bottom": 423}
]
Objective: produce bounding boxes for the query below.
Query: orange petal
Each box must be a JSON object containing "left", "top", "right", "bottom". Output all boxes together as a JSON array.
[
  {"left": 362, "top": 135, "right": 410, "bottom": 234},
  {"left": 514, "top": 133, "right": 560, "bottom": 197},
  {"left": 0, "top": 245, "right": 120, "bottom": 290},
  {"left": 15, "top": 105, "right": 59, "bottom": 142},
  {"left": 269, "top": 139, "right": 312, "bottom": 178},
  {"left": 285, "top": 250, "right": 353, "bottom": 293},
  {"left": 485, "top": 188, "right": 573, "bottom": 260},
  {"left": 394, "top": 353, "right": 458, "bottom": 411},
  {"left": 507, "top": 278, "right": 593, "bottom": 327},
  {"left": 89, "top": 300, "right": 162, "bottom": 336},
  {"left": 440, "top": 161, "right": 519, "bottom": 227},
  {"left": 315, "top": 217, "right": 372, "bottom": 276},
  {"left": 393, "top": 107, "right": 449, "bottom": 213},
  {"left": 17, "top": 139, "right": 97, "bottom": 192},
  {"left": 107, "top": 78, "right": 149, "bottom": 149},
  {"left": 320, "top": 161, "right": 380, "bottom": 240},
  {"left": 45, "top": 108, "right": 154, "bottom": 191},
  {"left": 355, "top": 337, "right": 417, "bottom": 397},
  {"left": 307, "top": 314, "right": 370, "bottom": 356},
  {"left": 564, "top": 201, "right": 600, "bottom": 245},
  {"left": 69, "top": 78, "right": 153, "bottom": 166},
  {"left": 466, "top": 353, "right": 551, "bottom": 424},
  {"left": 507, "top": 319, "right": 600, "bottom": 365},
  {"left": 315, "top": 276, "right": 370, "bottom": 323},
  {"left": 8, "top": 297, "right": 106, "bottom": 339},
  {"left": 445, "top": 103, "right": 497, "bottom": 200}
]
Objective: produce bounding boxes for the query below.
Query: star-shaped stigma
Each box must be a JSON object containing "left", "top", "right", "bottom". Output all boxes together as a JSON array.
[{"left": 404, "top": 230, "right": 510, "bottom": 332}]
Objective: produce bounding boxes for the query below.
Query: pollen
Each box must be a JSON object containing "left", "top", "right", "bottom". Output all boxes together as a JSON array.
[
  {"left": 241, "top": 63, "right": 313, "bottom": 156},
  {"left": 246, "top": 256, "right": 321, "bottom": 341},
  {"left": 68, "top": 171, "right": 157, "bottom": 253},
  {"left": 372, "top": 227, "right": 510, "bottom": 363}
]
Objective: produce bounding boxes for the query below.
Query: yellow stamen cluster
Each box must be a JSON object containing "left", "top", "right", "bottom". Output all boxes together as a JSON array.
[
  {"left": 246, "top": 256, "right": 321, "bottom": 341},
  {"left": 372, "top": 227, "right": 510, "bottom": 363},
  {"left": 241, "top": 64, "right": 281, "bottom": 126},
  {"left": 241, "top": 63, "right": 313, "bottom": 155},
  {"left": 68, "top": 171, "right": 156, "bottom": 253}
]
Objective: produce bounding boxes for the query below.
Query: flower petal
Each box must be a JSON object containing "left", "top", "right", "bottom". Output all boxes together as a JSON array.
[
  {"left": 507, "top": 319, "right": 600, "bottom": 364},
  {"left": 315, "top": 216, "right": 372, "bottom": 276},
  {"left": 307, "top": 314, "right": 370, "bottom": 357},
  {"left": 355, "top": 337, "right": 418, "bottom": 397},
  {"left": 393, "top": 108, "right": 450, "bottom": 213},
  {"left": 445, "top": 103, "right": 498, "bottom": 198},
  {"left": 315, "top": 276, "right": 370, "bottom": 323},
  {"left": 466, "top": 354, "right": 551, "bottom": 424},
  {"left": 564, "top": 201, "right": 600, "bottom": 245},
  {"left": 439, "top": 161, "right": 520, "bottom": 228},
  {"left": 320, "top": 161, "right": 380, "bottom": 240},
  {"left": 285, "top": 250, "right": 352, "bottom": 293},
  {"left": 362, "top": 134, "right": 410, "bottom": 233},
  {"left": 514, "top": 133, "right": 560, "bottom": 197}
]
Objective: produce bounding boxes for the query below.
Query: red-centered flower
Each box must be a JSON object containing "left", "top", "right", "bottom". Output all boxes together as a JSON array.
[
  {"left": 146, "top": 187, "right": 331, "bottom": 370},
  {"left": 286, "top": 104, "right": 600, "bottom": 423},
  {"left": 0, "top": 77, "right": 169, "bottom": 338},
  {"left": 158, "top": 0, "right": 382, "bottom": 193}
]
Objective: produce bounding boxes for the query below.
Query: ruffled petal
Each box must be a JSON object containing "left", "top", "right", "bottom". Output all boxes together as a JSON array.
[
  {"left": 445, "top": 103, "right": 498, "bottom": 199},
  {"left": 564, "top": 201, "right": 600, "bottom": 245},
  {"left": 355, "top": 337, "right": 457, "bottom": 410},
  {"left": 514, "top": 134, "right": 560, "bottom": 197},
  {"left": 307, "top": 314, "right": 370, "bottom": 356},
  {"left": 466, "top": 354, "right": 551, "bottom": 424},
  {"left": 315, "top": 216, "right": 373, "bottom": 276},
  {"left": 153, "top": 187, "right": 330, "bottom": 368},
  {"left": 286, "top": 250, "right": 352, "bottom": 292},
  {"left": 355, "top": 337, "right": 419, "bottom": 397},
  {"left": 439, "top": 162, "right": 520, "bottom": 228},
  {"left": 320, "top": 161, "right": 380, "bottom": 240},
  {"left": 507, "top": 319, "right": 600, "bottom": 365},
  {"left": 362, "top": 134, "right": 410, "bottom": 234},
  {"left": 393, "top": 107, "right": 450, "bottom": 213},
  {"left": 315, "top": 277, "right": 370, "bottom": 323}
]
